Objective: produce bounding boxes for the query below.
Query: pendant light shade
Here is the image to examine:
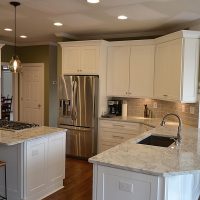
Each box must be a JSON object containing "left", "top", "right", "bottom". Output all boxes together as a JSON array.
[{"left": 9, "top": 1, "right": 22, "bottom": 73}]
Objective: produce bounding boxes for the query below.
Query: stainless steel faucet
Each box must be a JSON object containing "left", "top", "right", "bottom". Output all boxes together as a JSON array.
[{"left": 160, "top": 113, "right": 182, "bottom": 145}]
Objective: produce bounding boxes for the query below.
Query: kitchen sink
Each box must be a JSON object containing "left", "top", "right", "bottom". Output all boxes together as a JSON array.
[{"left": 137, "top": 135, "right": 176, "bottom": 147}]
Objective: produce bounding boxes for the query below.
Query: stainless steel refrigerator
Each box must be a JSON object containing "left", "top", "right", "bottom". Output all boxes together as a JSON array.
[{"left": 58, "top": 75, "right": 99, "bottom": 158}]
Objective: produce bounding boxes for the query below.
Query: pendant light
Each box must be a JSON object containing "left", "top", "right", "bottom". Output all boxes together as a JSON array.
[{"left": 9, "top": 1, "right": 22, "bottom": 73}]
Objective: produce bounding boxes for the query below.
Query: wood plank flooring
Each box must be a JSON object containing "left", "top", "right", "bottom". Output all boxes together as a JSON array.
[{"left": 44, "top": 157, "right": 93, "bottom": 200}]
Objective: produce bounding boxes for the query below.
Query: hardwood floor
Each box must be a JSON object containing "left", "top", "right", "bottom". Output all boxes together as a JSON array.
[{"left": 44, "top": 157, "right": 93, "bottom": 200}]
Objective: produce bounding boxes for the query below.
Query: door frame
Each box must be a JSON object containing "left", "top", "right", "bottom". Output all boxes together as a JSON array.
[{"left": 19, "top": 63, "right": 44, "bottom": 125}]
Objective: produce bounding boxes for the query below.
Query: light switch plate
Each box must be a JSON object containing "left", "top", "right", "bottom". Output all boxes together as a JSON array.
[
  {"left": 153, "top": 102, "right": 157, "bottom": 109},
  {"left": 181, "top": 105, "right": 185, "bottom": 112},
  {"left": 190, "top": 106, "right": 195, "bottom": 115}
]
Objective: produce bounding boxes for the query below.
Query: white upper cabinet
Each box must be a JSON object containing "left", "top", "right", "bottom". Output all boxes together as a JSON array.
[
  {"left": 129, "top": 45, "right": 155, "bottom": 98},
  {"left": 107, "top": 41, "right": 155, "bottom": 98},
  {"left": 154, "top": 31, "right": 200, "bottom": 102},
  {"left": 107, "top": 46, "right": 130, "bottom": 96},
  {"left": 60, "top": 41, "right": 105, "bottom": 75}
]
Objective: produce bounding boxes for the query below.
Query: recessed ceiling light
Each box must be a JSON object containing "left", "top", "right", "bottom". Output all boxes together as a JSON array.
[
  {"left": 54, "top": 22, "right": 63, "bottom": 26},
  {"left": 20, "top": 35, "right": 27, "bottom": 38},
  {"left": 4, "top": 28, "right": 12, "bottom": 32},
  {"left": 118, "top": 15, "right": 128, "bottom": 20},
  {"left": 87, "top": 0, "right": 100, "bottom": 3}
]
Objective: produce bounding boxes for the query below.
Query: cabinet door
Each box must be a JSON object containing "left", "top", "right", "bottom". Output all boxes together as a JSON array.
[
  {"left": 25, "top": 137, "right": 48, "bottom": 197},
  {"left": 96, "top": 166, "right": 158, "bottom": 200},
  {"left": 107, "top": 46, "right": 130, "bottom": 96},
  {"left": 81, "top": 46, "right": 99, "bottom": 73},
  {"left": 154, "top": 39, "right": 182, "bottom": 101},
  {"left": 62, "top": 47, "right": 81, "bottom": 74},
  {"left": 47, "top": 132, "right": 66, "bottom": 185},
  {"left": 129, "top": 45, "right": 155, "bottom": 97}
]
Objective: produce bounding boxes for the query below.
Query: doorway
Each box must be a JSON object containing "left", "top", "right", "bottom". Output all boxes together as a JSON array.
[
  {"left": 19, "top": 63, "right": 44, "bottom": 125},
  {"left": 1, "top": 63, "right": 14, "bottom": 121}
]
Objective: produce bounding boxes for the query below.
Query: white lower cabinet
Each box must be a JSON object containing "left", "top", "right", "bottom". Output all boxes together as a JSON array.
[
  {"left": 94, "top": 165, "right": 158, "bottom": 200},
  {"left": 93, "top": 165, "right": 200, "bottom": 200},
  {"left": 25, "top": 137, "right": 48, "bottom": 198},
  {"left": 99, "top": 120, "right": 153, "bottom": 153},
  {"left": 24, "top": 131, "right": 66, "bottom": 200}
]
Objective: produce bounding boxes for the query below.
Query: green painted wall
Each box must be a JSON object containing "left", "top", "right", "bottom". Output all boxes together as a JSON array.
[
  {"left": 1, "top": 45, "right": 14, "bottom": 62},
  {"left": 1, "top": 44, "right": 57, "bottom": 126}
]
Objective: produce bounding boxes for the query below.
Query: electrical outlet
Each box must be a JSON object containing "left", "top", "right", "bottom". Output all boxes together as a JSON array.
[
  {"left": 181, "top": 105, "right": 185, "bottom": 112},
  {"left": 190, "top": 106, "right": 195, "bottom": 115},
  {"left": 153, "top": 102, "right": 157, "bottom": 109},
  {"left": 119, "top": 181, "right": 133, "bottom": 193}
]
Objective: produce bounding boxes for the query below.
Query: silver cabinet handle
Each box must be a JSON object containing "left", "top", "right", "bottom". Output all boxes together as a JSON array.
[
  {"left": 112, "top": 135, "right": 124, "bottom": 139},
  {"left": 112, "top": 124, "right": 125, "bottom": 127}
]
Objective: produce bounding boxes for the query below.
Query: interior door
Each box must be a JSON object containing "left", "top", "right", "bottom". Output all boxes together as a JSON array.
[{"left": 20, "top": 63, "right": 44, "bottom": 125}]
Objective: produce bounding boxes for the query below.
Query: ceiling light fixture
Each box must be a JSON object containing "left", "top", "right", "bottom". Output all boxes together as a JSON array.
[
  {"left": 4, "top": 28, "right": 13, "bottom": 32},
  {"left": 87, "top": 0, "right": 100, "bottom": 4},
  {"left": 9, "top": 1, "right": 22, "bottom": 73},
  {"left": 54, "top": 22, "right": 63, "bottom": 26},
  {"left": 20, "top": 35, "right": 27, "bottom": 38},
  {"left": 118, "top": 15, "right": 128, "bottom": 20}
]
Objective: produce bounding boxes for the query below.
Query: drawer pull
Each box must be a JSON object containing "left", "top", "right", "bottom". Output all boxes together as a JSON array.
[
  {"left": 112, "top": 136, "right": 124, "bottom": 139},
  {"left": 112, "top": 124, "right": 125, "bottom": 127}
]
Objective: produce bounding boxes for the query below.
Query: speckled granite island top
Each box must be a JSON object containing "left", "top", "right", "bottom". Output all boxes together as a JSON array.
[
  {"left": 0, "top": 126, "right": 66, "bottom": 145},
  {"left": 89, "top": 123, "right": 200, "bottom": 177}
]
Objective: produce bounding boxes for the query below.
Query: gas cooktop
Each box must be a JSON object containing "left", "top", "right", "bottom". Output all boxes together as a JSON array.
[{"left": 0, "top": 120, "right": 39, "bottom": 131}]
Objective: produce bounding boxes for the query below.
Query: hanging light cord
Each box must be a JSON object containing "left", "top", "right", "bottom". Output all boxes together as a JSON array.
[{"left": 14, "top": 3, "right": 16, "bottom": 57}]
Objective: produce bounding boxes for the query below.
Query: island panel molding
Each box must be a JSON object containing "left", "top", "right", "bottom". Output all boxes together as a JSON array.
[{"left": 0, "top": 129, "right": 66, "bottom": 200}]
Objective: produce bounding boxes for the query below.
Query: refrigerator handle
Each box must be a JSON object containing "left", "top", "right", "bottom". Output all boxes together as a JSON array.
[
  {"left": 71, "top": 80, "right": 77, "bottom": 121},
  {"left": 73, "top": 80, "right": 78, "bottom": 120}
]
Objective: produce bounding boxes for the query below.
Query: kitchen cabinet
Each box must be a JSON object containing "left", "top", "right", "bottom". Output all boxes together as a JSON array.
[
  {"left": 107, "top": 46, "right": 130, "bottom": 96},
  {"left": 129, "top": 45, "right": 155, "bottom": 97},
  {"left": 94, "top": 165, "right": 158, "bottom": 200},
  {"left": 154, "top": 34, "right": 199, "bottom": 102},
  {"left": 25, "top": 137, "right": 48, "bottom": 197},
  {"left": 59, "top": 40, "right": 106, "bottom": 75},
  {"left": 93, "top": 164, "right": 200, "bottom": 200},
  {"left": 99, "top": 120, "right": 142, "bottom": 152},
  {"left": 107, "top": 41, "right": 155, "bottom": 98}
]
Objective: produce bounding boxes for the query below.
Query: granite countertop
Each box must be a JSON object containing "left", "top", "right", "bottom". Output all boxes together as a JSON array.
[
  {"left": 0, "top": 126, "right": 66, "bottom": 145},
  {"left": 89, "top": 119, "right": 200, "bottom": 177},
  {"left": 100, "top": 116, "right": 164, "bottom": 127}
]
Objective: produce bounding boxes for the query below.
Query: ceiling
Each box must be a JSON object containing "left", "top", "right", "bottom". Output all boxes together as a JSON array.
[{"left": 1, "top": 0, "right": 200, "bottom": 45}]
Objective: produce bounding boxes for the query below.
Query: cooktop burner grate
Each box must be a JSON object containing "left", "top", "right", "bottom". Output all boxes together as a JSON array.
[{"left": 0, "top": 120, "right": 39, "bottom": 131}]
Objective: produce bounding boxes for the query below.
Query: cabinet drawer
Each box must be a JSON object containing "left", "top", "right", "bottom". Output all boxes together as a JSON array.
[
  {"left": 100, "top": 120, "right": 140, "bottom": 131},
  {"left": 101, "top": 130, "right": 137, "bottom": 143}
]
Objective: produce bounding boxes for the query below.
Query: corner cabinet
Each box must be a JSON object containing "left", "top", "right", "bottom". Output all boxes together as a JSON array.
[
  {"left": 93, "top": 165, "right": 159, "bottom": 200},
  {"left": 107, "top": 41, "right": 155, "bottom": 98},
  {"left": 154, "top": 33, "right": 199, "bottom": 103},
  {"left": 59, "top": 40, "right": 107, "bottom": 75},
  {"left": 92, "top": 165, "right": 200, "bottom": 200}
]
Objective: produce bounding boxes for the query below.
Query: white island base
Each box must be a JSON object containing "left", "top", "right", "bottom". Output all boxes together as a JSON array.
[
  {"left": 0, "top": 131, "right": 66, "bottom": 200},
  {"left": 93, "top": 165, "right": 200, "bottom": 200}
]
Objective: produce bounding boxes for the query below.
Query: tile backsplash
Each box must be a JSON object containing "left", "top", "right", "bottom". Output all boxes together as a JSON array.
[{"left": 124, "top": 98, "right": 199, "bottom": 127}]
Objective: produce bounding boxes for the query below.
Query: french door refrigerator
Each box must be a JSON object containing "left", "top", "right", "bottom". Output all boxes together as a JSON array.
[{"left": 58, "top": 75, "right": 99, "bottom": 158}]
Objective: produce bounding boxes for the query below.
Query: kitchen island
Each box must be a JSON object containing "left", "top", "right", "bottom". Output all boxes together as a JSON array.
[
  {"left": 0, "top": 126, "right": 66, "bottom": 200},
  {"left": 89, "top": 123, "right": 200, "bottom": 200}
]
